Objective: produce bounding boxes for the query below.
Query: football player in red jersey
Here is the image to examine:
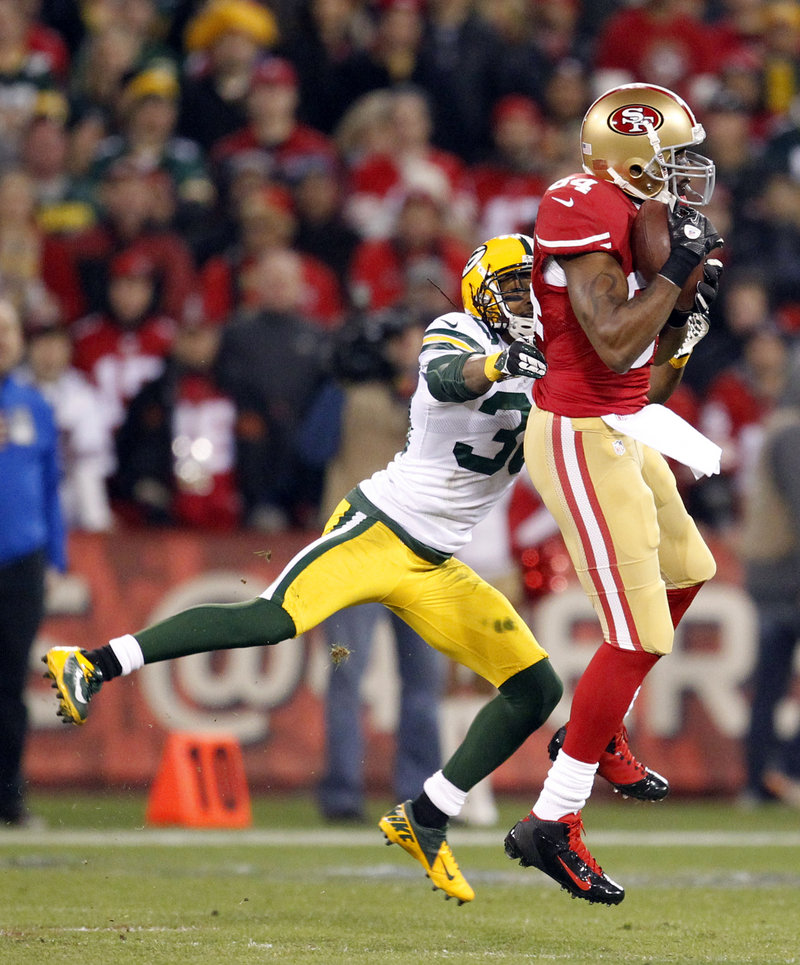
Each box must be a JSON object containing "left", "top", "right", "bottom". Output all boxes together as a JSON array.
[{"left": 504, "top": 83, "right": 724, "bottom": 904}]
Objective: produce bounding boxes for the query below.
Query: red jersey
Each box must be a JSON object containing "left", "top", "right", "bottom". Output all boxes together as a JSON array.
[
  {"left": 532, "top": 174, "right": 651, "bottom": 417},
  {"left": 593, "top": 8, "right": 716, "bottom": 101},
  {"left": 347, "top": 236, "right": 470, "bottom": 312},
  {"left": 211, "top": 123, "right": 338, "bottom": 184},
  {"left": 701, "top": 368, "right": 773, "bottom": 480},
  {"left": 172, "top": 373, "right": 240, "bottom": 530},
  {"left": 343, "top": 150, "right": 476, "bottom": 239},
  {"left": 200, "top": 250, "right": 344, "bottom": 329},
  {"left": 471, "top": 164, "right": 547, "bottom": 239},
  {"left": 72, "top": 313, "right": 175, "bottom": 428}
]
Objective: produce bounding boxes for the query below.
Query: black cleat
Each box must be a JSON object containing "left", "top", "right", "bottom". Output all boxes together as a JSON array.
[
  {"left": 504, "top": 811, "right": 624, "bottom": 905},
  {"left": 548, "top": 724, "right": 669, "bottom": 802}
]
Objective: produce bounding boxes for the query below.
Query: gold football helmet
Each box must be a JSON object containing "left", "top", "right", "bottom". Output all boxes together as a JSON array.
[
  {"left": 461, "top": 234, "right": 535, "bottom": 341},
  {"left": 581, "top": 83, "right": 715, "bottom": 205}
]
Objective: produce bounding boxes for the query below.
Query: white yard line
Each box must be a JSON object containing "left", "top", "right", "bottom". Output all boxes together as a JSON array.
[{"left": 1, "top": 828, "right": 799, "bottom": 847}]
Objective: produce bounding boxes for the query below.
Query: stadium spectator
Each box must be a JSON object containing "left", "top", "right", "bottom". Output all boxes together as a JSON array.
[
  {"left": 281, "top": 0, "right": 377, "bottom": 136},
  {"left": 113, "top": 311, "right": 240, "bottom": 530},
  {"left": 591, "top": 0, "right": 717, "bottom": 103},
  {"left": 83, "top": 0, "right": 175, "bottom": 71},
  {"left": 211, "top": 55, "right": 339, "bottom": 204},
  {"left": 333, "top": 87, "right": 396, "bottom": 169},
  {"left": 412, "top": 0, "right": 505, "bottom": 162},
  {"left": 71, "top": 247, "right": 176, "bottom": 432},
  {"left": 538, "top": 59, "right": 593, "bottom": 178},
  {"left": 475, "top": 0, "right": 550, "bottom": 107},
  {"left": 342, "top": 84, "right": 476, "bottom": 241},
  {"left": 759, "top": 0, "right": 800, "bottom": 122},
  {"left": 0, "top": 298, "right": 66, "bottom": 827},
  {"left": 712, "top": 46, "right": 774, "bottom": 141},
  {"left": 43, "top": 156, "right": 197, "bottom": 324},
  {"left": 19, "top": 0, "right": 71, "bottom": 84},
  {"left": 706, "top": 0, "right": 768, "bottom": 68},
  {"left": 764, "top": 91, "right": 800, "bottom": 181},
  {"left": 292, "top": 0, "right": 445, "bottom": 127},
  {"left": 541, "top": 55, "right": 591, "bottom": 128},
  {"left": 699, "top": 325, "right": 790, "bottom": 532},
  {"left": 685, "top": 266, "right": 772, "bottom": 399},
  {"left": 215, "top": 246, "right": 333, "bottom": 530},
  {"left": 738, "top": 345, "right": 800, "bottom": 808},
  {"left": 0, "top": 168, "right": 54, "bottom": 322},
  {"left": 17, "top": 317, "right": 114, "bottom": 532},
  {"left": 733, "top": 172, "right": 800, "bottom": 315},
  {"left": 526, "top": 0, "right": 592, "bottom": 69},
  {"left": 469, "top": 94, "right": 549, "bottom": 240},
  {"left": 20, "top": 90, "right": 97, "bottom": 237},
  {"left": 699, "top": 89, "right": 764, "bottom": 224},
  {"left": 0, "top": 0, "right": 60, "bottom": 170},
  {"left": 199, "top": 181, "right": 345, "bottom": 328},
  {"left": 357, "top": 0, "right": 426, "bottom": 87},
  {"left": 291, "top": 156, "right": 360, "bottom": 283},
  {"left": 347, "top": 187, "right": 470, "bottom": 313},
  {"left": 312, "top": 307, "right": 445, "bottom": 823},
  {"left": 89, "top": 61, "right": 216, "bottom": 250},
  {"left": 179, "top": 0, "right": 280, "bottom": 153},
  {"left": 68, "top": 9, "right": 170, "bottom": 122}
]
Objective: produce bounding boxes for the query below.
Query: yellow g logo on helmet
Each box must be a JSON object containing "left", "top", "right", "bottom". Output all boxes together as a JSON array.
[{"left": 461, "top": 234, "right": 535, "bottom": 342}]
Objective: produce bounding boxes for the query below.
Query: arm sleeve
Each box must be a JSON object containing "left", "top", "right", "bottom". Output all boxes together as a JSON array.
[{"left": 425, "top": 353, "right": 485, "bottom": 402}]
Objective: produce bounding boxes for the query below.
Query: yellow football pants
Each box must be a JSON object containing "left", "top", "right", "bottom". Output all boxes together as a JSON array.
[{"left": 261, "top": 497, "right": 549, "bottom": 688}]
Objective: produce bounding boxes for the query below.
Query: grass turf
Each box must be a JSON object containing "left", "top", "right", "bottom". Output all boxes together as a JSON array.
[{"left": 1, "top": 793, "right": 798, "bottom": 965}]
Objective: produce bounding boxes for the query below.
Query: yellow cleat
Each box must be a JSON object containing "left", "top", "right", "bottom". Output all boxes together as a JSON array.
[
  {"left": 379, "top": 800, "right": 475, "bottom": 904},
  {"left": 42, "top": 647, "right": 103, "bottom": 725}
]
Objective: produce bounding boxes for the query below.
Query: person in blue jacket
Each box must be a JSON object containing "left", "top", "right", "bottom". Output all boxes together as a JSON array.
[{"left": 0, "top": 300, "right": 67, "bottom": 827}]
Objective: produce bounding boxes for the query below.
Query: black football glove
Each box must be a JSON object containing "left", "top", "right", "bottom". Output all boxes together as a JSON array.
[
  {"left": 659, "top": 201, "right": 723, "bottom": 288},
  {"left": 667, "top": 201, "right": 723, "bottom": 260},
  {"left": 494, "top": 340, "right": 547, "bottom": 379},
  {"left": 693, "top": 257, "right": 724, "bottom": 314}
]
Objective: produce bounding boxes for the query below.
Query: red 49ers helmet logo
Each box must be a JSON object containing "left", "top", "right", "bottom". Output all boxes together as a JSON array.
[{"left": 607, "top": 104, "right": 663, "bottom": 135}]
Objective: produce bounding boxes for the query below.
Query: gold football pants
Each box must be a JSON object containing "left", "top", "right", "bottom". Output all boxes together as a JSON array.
[{"left": 524, "top": 408, "right": 716, "bottom": 655}]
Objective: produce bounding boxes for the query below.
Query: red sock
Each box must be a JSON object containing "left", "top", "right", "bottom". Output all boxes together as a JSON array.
[
  {"left": 666, "top": 583, "right": 703, "bottom": 628},
  {"left": 562, "top": 642, "right": 660, "bottom": 764}
]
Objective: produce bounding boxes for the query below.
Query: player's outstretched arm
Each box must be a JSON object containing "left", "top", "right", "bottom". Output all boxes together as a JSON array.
[{"left": 428, "top": 346, "right": 546, "bottom": 402}]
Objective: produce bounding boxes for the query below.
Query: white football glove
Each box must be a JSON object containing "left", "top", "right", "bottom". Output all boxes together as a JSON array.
[{"left": 670, "top": 312, "right": 709, "bottom": 368}]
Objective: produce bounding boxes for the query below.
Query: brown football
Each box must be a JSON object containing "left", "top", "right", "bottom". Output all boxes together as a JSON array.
[{"left": 631, "top": 199, "right": 704, "bottom": 312}]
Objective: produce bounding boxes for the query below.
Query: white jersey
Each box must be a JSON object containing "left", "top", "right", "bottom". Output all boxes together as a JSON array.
[{"left": 359, "top": 310, "right": 532, "bottom": 555}]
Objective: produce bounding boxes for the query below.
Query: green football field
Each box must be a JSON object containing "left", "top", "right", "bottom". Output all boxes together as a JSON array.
[{"left": 1, "top": 792, "right": 798, "bottom": 965}]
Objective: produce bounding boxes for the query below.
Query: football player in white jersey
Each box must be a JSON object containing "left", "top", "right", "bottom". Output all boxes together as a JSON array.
[{"left": 45, "top": 235, "right": 562, "bottom": 905}]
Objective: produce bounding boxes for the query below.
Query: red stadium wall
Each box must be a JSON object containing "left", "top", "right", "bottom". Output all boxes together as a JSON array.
[{"left": 25, "top": 529, "right": 775, "bottom": 797}]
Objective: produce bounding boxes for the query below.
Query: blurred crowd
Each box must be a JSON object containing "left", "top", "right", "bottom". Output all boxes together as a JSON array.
[{"left": 6, "top": 0, "right": 800, "bottom": 550}]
